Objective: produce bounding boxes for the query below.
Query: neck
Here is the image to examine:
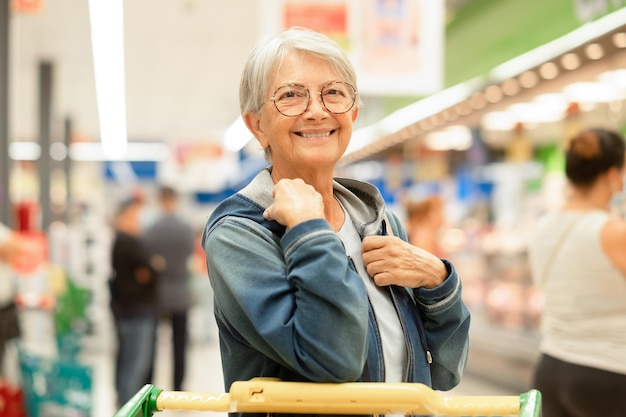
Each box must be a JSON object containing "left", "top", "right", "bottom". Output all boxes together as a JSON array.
[
  {"left": 564, "top": 187, "right": 611, "bottom": 211},
  {"left": 270, "top": 166, "right": 343, "bottom": 230}
]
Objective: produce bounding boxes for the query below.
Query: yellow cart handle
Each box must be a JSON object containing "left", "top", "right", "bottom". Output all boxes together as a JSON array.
[{"left": 113, "top": 378, "right": 542, "bottom": 417}]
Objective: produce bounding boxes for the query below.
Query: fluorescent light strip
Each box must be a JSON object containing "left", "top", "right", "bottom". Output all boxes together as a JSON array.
[
  {"left": 223, "top": 116, "right": 254, "bottom": 152},
  {"left": 9, "top": 142, "right": 41, "bottom": 161},
  {"left": 88, "top": 0, "right": 128, "bottom": 159},
  {"left": 70, "top": 142, "right": 169, "bottom": 161},
  {"left": 8, "top": 142, "right": 169, "bottom": 161}
]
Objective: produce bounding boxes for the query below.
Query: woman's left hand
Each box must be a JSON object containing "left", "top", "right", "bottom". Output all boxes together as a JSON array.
[{"left": 361, "top": 235, "right": 447, "bottom": 289}]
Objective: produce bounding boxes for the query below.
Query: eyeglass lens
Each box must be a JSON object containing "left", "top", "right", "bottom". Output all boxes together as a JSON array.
[{"left": 272, "top": 82, "right": 356, "bottom": 117}]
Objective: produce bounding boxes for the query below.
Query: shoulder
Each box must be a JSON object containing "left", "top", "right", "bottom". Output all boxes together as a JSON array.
[{"left": 600, "top": 216, "right": 626, "bottom": 274}]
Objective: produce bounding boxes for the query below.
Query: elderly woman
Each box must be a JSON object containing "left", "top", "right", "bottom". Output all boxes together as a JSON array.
[{"left": 202, "top": 27, "right": 470, "bottom": 405}]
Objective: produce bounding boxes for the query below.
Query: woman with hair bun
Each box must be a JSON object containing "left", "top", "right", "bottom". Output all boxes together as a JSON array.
[{"left": 528, "top": 128, "right": 626, "bottom": 416}]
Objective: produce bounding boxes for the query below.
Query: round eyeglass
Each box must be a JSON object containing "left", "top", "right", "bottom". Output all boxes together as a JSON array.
[{"left": 269, "top": 81, "right": 358, "bottom": 117}]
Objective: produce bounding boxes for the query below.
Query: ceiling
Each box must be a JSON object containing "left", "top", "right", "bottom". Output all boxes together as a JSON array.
[{"left": 340, "top": 8, "right": 626, "bottom": 165}]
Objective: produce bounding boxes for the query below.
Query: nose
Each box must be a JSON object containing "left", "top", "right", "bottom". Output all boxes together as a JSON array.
[{"left": 303, "top": 92, "right": 328, "bottom": 116}]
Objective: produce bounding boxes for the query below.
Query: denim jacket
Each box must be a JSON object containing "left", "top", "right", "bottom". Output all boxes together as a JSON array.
[{"left": 202, "top": 168, "right": 470, "bottom": 414}]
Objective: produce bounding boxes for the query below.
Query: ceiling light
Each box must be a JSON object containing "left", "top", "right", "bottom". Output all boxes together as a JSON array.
[
  {"left": 482, "top": 111, "right": 516, "bottom": 131},
  {"left": 598, "top": 69, "right": 626, "bottom": 90},
  {"left": 501, "top": 78, "right": 520, "bottom": 96},
  {"left": 455, "top": 101, "right": 473, "bottom": 116},
  {"left": 88, "top": 0, "right": 128, "bottom": 159},
  {"left": 534, "top": 93, "right": 568, "bottom": 107},
  {"left": 69, "top": 142, "right": 169, "bottom": 161},
  {"left": 565, "top": 81, "right": 625, "bottom": 102},
  {"left": 519, "top": 71, "right": 539, "bottom": 88},
  {"left": 613, "top": 32, "right": 626, "bottom": 48},
  {"left": 424, "top": 126, "right": 472, "bottom": 151},
  {"left": 223, "top": 116, "right": 254, "bottom": 152},
  {"left": 507, "top": 102, "right": 566, "bottom": 123},
  {"left": 9, "top": 142, "right": 41, "bottom": 161},
  {"left": 539, "top": 62, "right": 559, "bottom": 79},
  {"left": 469, "top": 92, "right": 487, "bottom": 109},
  {"left": 561, "top": 53, "right": 581, "bottom": 70},
  {"left": 585, "top": 43, "right": 604, "bottom": 60},
  {"left": 485, "top": 85, "right": 503, "bottom": 103}
]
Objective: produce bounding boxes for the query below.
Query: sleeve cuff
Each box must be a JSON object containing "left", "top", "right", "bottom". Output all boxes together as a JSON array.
[{"left": 414, "top": 259, "right": 460, "bottom": 305}]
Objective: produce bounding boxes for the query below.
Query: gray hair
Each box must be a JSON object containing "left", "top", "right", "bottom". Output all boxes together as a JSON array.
[{"left": 239, "top": 27, "right": 360, "bottom": 116}]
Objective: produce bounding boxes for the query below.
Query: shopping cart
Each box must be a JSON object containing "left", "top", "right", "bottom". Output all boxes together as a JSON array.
[{"left": 112, "top": 378, "right": 541, "bottom": 416}]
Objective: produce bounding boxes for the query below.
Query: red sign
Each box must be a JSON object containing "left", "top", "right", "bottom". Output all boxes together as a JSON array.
[
  {"left": 12, "top": 231, "right": 48, "bottom": 275},
  {"left": 11, "top": 0, "right": 43, "bottom": 13}
]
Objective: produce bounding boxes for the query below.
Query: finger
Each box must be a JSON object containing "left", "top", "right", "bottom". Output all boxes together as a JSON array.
[{"left": 372, "top": 271, "right": 392, "bottom": 286}]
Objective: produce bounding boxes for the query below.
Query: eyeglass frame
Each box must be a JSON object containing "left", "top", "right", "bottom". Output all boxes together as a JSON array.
[{"left": 268, "top": 81, "right": 358, "bottom": 117}]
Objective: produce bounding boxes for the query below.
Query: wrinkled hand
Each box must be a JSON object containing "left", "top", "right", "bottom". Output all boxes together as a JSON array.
[
  {"left": 361, "top": 235, "right": 447, "bottom": 289},
  {"left": 263, "top": 178, "right": 325, "bottom": 229}
]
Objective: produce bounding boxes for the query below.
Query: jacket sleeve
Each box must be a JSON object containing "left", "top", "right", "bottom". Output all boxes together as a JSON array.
[
  {"left": 204, "top": 216, "right": 370, "bottom": 382},
  {"left": 414, "top": 261, "right": 470, "bottom": 390},
  {"left": 386, "top": 211, "right": 471, "bottom": 390}
]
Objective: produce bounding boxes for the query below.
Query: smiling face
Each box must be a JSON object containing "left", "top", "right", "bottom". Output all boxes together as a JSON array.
[{"left": 244, "top": 51, "right": 359, "bottom": 178}]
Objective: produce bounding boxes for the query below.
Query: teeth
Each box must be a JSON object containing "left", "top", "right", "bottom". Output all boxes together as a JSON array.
[{"left": 300, "top": 131, "right": 331, "bottom": 138}]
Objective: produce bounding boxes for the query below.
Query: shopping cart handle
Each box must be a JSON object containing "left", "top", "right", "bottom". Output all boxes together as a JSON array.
[
  {"left": 113, "top": 379, "right": 542, "bottom": 417},
  {"left": 113, "top": 384, "right": 162, "bottom": 417}
]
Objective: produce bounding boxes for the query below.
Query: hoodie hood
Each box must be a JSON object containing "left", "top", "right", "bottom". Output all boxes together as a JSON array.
[{"left": 204, "top": 167, "right": 387, "bottom": 240}]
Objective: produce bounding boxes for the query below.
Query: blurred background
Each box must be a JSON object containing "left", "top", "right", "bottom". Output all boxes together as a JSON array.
[{"left": 2, "top": 0, "right": 626, "bottom": 416}]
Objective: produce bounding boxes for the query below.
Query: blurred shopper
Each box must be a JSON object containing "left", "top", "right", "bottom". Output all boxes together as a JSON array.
[
  {"left": 0, "top": 222, "right": 29, "bottom": 373},
  {"left": 143, "top": 186, "right": 195, "bottom": 391},
  {"left": 528, "top": 128, "right": 626, "bottom": 416},
  {"left": 405, "top": 195, "right": 446, "bottom": 257},
  {"left": 109, "top": 195, "right": 158, "bottom": 406},
  {"left": 201, "top": 26, "right": 470, "bottom": 412}
]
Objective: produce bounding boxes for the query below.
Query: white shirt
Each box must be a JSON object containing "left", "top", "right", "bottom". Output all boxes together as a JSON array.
[
  {"left": 528, "top": 210, "right": 626, "bottom": 375},
  {"left": 336, "top": 206, "right": 407, "bottom": 383}
]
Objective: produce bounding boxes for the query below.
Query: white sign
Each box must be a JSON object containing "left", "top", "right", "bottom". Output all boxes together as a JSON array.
[{"left": 260, "top": 0, "right": 444, "bottom": 97}]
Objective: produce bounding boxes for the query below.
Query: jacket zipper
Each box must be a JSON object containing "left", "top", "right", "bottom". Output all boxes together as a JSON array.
[{"left": 383, "top": 217, "right": 433, "bottom": 368}]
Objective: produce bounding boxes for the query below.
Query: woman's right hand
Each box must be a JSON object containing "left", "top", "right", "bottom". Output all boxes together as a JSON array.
[{"left": 263, "top": 178, "right": 325, "bottom": 229}]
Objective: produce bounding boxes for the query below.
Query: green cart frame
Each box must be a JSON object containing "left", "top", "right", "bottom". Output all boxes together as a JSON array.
[{"left": 113, "top": 378, "right": 541, "bottom": 416}]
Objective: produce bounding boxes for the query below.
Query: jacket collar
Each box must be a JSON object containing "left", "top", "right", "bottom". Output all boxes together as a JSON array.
[{"left": 222, "top": 166, "right": 387, "bottom": 237}]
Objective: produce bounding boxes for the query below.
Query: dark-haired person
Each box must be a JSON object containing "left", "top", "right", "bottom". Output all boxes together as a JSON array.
[
  {"left": 201, "top": 27, "right": 470, "bottom": 417},
  {"left": 529, "top": 128, "right": 626, "bottom": 417},
  {"left": 109, "top": 196, "right": 158, "bottom": 406}
]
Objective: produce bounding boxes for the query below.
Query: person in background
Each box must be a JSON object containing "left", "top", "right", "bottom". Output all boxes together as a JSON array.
[
  {"left": 109, "top": 195, "right": 158, "bottom": 406},
  {"left": 405, "top": 195, "right": 446, "bottom": 258},
  {"left": 0, "top": 222, "right": 30, "bottom": 373},
  {"left": 0, "top": 223, "right": 24, "bottom": 264},
  {"left": 528, "top": 128, "right": 626, "bottom": 416},
  {"left": 201, "top": 27, "right": 470, "bottom": 415},
  {"left": 143, "top": 186, "right": 195, "bottom": 391}
]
